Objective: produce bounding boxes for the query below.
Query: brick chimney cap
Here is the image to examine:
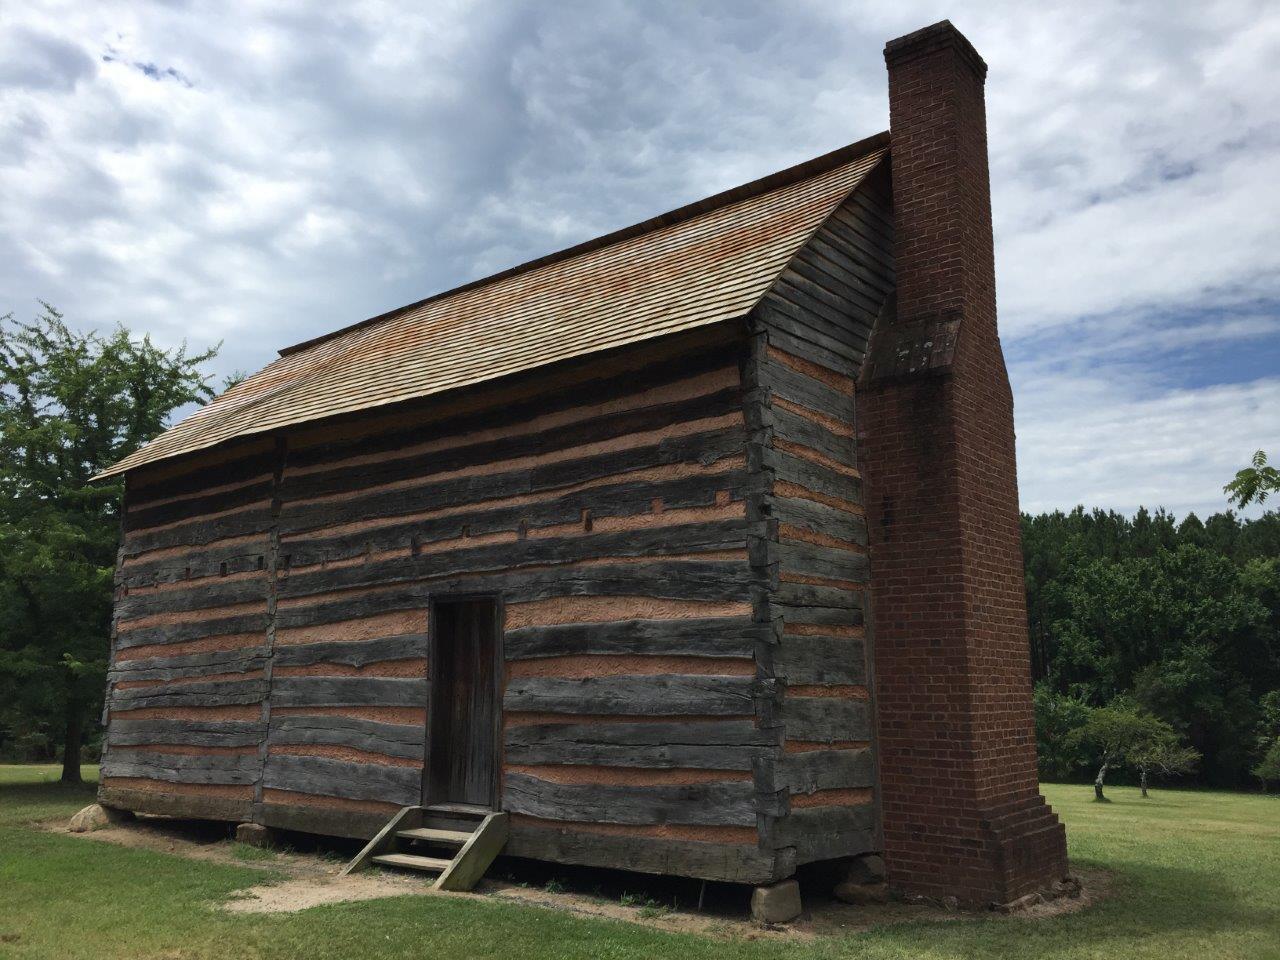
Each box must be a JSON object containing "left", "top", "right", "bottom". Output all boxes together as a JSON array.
[{"left": 884, "top": 20, "right": 988, "bottom": 80}]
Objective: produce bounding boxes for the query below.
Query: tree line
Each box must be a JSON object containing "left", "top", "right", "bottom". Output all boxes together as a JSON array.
[{"left": 1025, "top": 506, "right": 1280, "bottom": 791}]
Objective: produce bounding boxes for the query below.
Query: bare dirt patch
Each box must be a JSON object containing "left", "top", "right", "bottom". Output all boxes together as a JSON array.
[{"left": 51, "top": 814, "right": 1103, "bottom": 939}]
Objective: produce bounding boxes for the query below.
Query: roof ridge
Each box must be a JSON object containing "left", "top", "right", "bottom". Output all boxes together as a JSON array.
[{"left": 277, "top": 131, "right": 890, "bottom": 358}]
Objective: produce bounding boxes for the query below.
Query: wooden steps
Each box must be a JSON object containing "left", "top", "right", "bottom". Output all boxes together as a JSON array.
[
  {"left": 371, "top": 852, "right": 453, "bottom": 873},
  {"left": 341, "top": 804, "right": 509, "bottom": 890}
]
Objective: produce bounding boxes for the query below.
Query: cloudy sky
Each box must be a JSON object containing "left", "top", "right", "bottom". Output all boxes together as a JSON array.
[{"left": 2, "top": 1, "right": 1277, "bottom": 517}]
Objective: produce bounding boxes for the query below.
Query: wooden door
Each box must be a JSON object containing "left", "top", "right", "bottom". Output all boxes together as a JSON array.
[{"left": 425, "top": 598, "right": 500, "bottom": 807}]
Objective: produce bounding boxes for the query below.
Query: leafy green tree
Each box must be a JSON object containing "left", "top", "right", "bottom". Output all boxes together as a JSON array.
[
  {"left": 0, "top": 304, "right": 217, "bottom": 781},
  {"left": 1033, "top": 683, "right": 1093, "bottom": 781},
  {"left": 1128, "top": 726, "right": 1200, "bottom": 797},
  {"left": 1254, "top": 740, "right": 1280, "bottom": 791},
  {"left": 1069, "top": 701, "right": 1179, "bottom": 801},
  {"left": 1225, "top": 451, "right": 1280, "bottom": 508}
]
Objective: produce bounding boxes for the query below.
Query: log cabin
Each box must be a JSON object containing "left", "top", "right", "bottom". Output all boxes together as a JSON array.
[{"left": 94, "top": 21, "right": 1069, "bottom": 910}]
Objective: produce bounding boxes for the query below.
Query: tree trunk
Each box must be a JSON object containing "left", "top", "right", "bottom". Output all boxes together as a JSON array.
[
  {"left": 1140, "top": 768, "right": 1149, "bottom": 798},
  {"left": 61, "top": 692, "right": 83, "bottom": 784},
  {"left": 1094, "top": 761, "right": 1109, "bottom": 801}
]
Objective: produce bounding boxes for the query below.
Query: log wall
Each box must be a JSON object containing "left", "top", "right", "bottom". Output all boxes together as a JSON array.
[{"left": 746, "top": 164, "right": 895, "bottom": 866}]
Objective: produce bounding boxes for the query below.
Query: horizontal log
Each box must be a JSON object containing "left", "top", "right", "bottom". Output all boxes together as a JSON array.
[
  {"left": 268, "top": 715, "right": 424, "bottom": 760},
  {"left": 776, "top": 542, "right": 869, "bottom": 583},
  {"left": 775, "top": 603, "right": 864, "bottom": 628},
  {"left": 503, "top": 676, "right": 768, "bottom": 717},
  {"left": 275, "top": 564, "right": 757, "bottom": 631},
  {"left": 106, "top": 719, "right": 264, "bottom": 748},
  {"left": 757, "top": 293, "right": 861, "bottom": 363},
  {"left": 101, "top": 751, "right": 260, "bottom": 785},
  {"left": 114, "top": 613, "right": 269, "bottom": 649},
  {"left": 504, "top": 720, "right": 777, "bottom": 769},
  {"left": 261, "top": 754, "right": 420, "bottom": 805},
  {"left": 776, "top": 581, "right": 862, "bottom": 609},
  {"left": 107, "top": 646, "right": 269, "bottom": 677},
  {"left": 269, "top": 676, "right": 428, "bottom": 708},
  {"left": 108, "top": 679, "right": 268, "bottom": 710},
  {"left": 109, "top": 654, "right": 267, "bottom": 685},
  {"left": 762, "top": 323, "right": 856, "bottom": 378},
  {"left": 759, "top": 358, "right": 854, "bottom": 420},
  {"left": 776, "top": 805, "right": 877, "bottom": 863},
  {"left": 781, "top": 697, "right": 870, "bottom": 743},
  {"left": 773, "top": 635, "right": 866, "bottom": 685},
  {"left": 126, "top": 478, "right": 273, "bottom": 533},
  {"left": 116, "top": 576, "right": 269, "bottom": 621},
  {"left": 774, "top": 497, "right": 867, "bottom": 546},
  {"left": 771, "top": 406, "right": 855, "bottom": 467},
  {"left": 506, "top": 825, "right": 785, "bottom": 884},
  {"left": 259, "top": 802, "right": 386, "bottom": 841},
  {"left": 120, "top": 543, "right": 270, "bottom": 589},
  {"left": 277, "top": 522, "right": 757, "bottom": 599},
  {"left": 122, "top": 507, "right": 273, "bottom": 556},
  {"left": 777, "top": 748, "right": 874, "bottom": 794},
  {"left": 768, "top": 449, "right": 863, "bottom": 505},
  {"left": 503, "top": 772, "right": 774, "bottom": 826},
  {"left": 126, "top": 448, "right": 277, "bottom": 508},
  {"left": 271, "top": 635, "right": 429, "bottom": 667},
  {"left": 97, "top": 785, "right": 252, "bottom": 823},
  {"left": 503, "top": 617, "right": 765, "bottom": 660}
]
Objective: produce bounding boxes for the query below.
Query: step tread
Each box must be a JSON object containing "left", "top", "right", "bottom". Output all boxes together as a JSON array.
[
  {"left": 397, "top": 827, "right": 473, "bottom": 845},
  {"left": 426, "top": 802, "right": 490, "bottom": 817},
  {"left": 372, "top": 852, "right": 452, "bottom": 872}
]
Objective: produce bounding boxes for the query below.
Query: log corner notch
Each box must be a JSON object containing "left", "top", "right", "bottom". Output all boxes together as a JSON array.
[{"left": 858, "top": 20, "right": 1069, "bottom": 906}]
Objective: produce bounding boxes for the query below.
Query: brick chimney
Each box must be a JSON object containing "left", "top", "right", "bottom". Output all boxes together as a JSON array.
[{"left": 858, "top": 21, "right": 1070, "bottom": 905}]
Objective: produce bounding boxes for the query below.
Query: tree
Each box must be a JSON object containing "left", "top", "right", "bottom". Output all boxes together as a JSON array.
[
  {"left": 1254, "top": 740, "right": 1280, "bottom": 791},
  {"left": 1069, "top": 701, "right": 1177, "bottom": 801},
  {"left": 1128, "top": 727, "right": 1200, "bottom": 797},
  {"left": 1225, "top": 451, "right": 1280, "bottom": 508},
  {"left": 0, "top": 304, "right": 218, "bottom": 781}
]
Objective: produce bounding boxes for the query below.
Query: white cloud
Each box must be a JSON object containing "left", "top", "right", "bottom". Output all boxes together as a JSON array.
[{"left": 0, "top": 0, "right": 1277, "bottom": 517}]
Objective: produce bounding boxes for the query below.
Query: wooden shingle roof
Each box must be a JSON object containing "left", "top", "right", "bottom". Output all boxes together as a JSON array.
[{"left": 99, "top": 133, "right": 887, "bottom": 479}]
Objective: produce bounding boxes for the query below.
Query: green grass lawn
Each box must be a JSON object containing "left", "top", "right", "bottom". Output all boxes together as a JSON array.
[{"left": 1, "top": 765, "right": 1277, "bottom": 960}]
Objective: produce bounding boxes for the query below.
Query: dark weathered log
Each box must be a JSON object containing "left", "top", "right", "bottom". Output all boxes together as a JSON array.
[
  {"left": 101, "top": 751, "right": 260, "bottom": 785},
  {"left": 107, "top": 646, "right": 269, "bottom": 677},
  {"left": 119, "top": 547, "right": 270, "bottom": 589},
  {"left": 115, "top": 576, "right": 269, "bottom": 620},
  {"left": 771, "top": 406, "right": 856, "bottom": 467},
  {"left": 757, "top": 294, "right": 862, "bottom": 363},
  {"left": 126, "top": 448, "right": 277, "bottom": 509},
  {"left": 774, "top": 497, "right": 868, "bottom": 546},
  {"left": 775, "top": 603, "right": 864, "bottom": 628},
  {"left": 503, "top": 772, "right": 771, "bottom": 826},
  {"left": 125, "top": 479, "right": 273, "bottom": 533},
  {"left": 122, "top": 507, "right": 273, "bottom": 556},
  {"left": 107, "top": 679, "right": 269, "bottom": 710},
  {"left": 764, "top": 324, "right": 857, "bottom": 378},
  {"left": 759, "top": 358, "right": 854, "bottom": 418},
  {"left": 775, "top": 805, "right": 877, "bottom": 863},
  {"left": 768, "top": 448, "right": 863, "bottom": 505},
  {"left": 106, "top": 719, "right": 263, "bottom": 748},
  {"left": 503, "top": 676, "right": 766, "bottom": 717},
  {"left": 773, "top": 635, "right": 867, "bottom": 685},
  {"left": 271, "top": 635, "right": 428, "bottom": 667},
  {"left": 776, "top": 542, "right": 869, "bottom": 583},
  {"left": 277, "top": 522, "right": 757, "bottom": 599},
  {"left": 275, "top": 564, "right": 757, "bottom": 630},
  {"left": 261, "top": 754, "right": 420, "bottom": 805},
  {"left": 504, "top": 617, "right": 764, "bottom": 660},
  {"left": 108, "top": 654, "right": 267, "bottom": 684},
  {"left": 781, "top": 697, "right": 871, "bottom": 742},
  {"left": 259, "top": 802, "right": 385, "bottom": 841},
  {"left": 268, "top": 715, "right": 424, "bottom": 759},
  {"left": 505, "top": 824, "right": 787, "bottom": 884},
  {"left": 504, "top": 720, "right": 777, "bottom": 768},
  {"left": 114, "top": 613, "right": 269, "bottom": 649},
  {"left": 778, "top": 748, "right": 873, "bottom": 793},
  {"left": 269, "top": 677, "right": 428, "bottom": 708},
  {"left": 776, "top": 581, "right": 862, "bottom": 610}
]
